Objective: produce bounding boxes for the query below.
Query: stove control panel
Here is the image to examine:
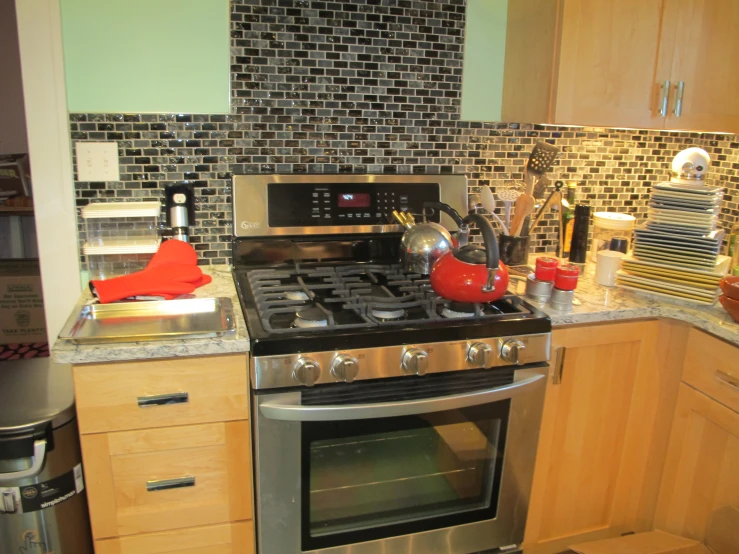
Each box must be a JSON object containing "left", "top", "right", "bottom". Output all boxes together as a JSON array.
[
  {"left": 252, "top": 333, "right": 551, "bottom": 390},
  {"left": 267, "top": 182, "right": 440, "bottom": 227}
]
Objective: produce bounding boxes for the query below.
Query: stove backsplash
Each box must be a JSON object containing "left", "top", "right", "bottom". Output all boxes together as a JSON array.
[{"left": 69, "top": 0, "right": 738, "bottom": 266}]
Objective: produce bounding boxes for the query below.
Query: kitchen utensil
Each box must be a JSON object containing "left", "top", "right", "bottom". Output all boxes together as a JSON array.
[
  {"left": 510, "top": 193, "right": 535, "bottom": 236},
  {"left": 392, "top": 210, "right": 412, "bottom": 228},
  {"left": 423, "top": 201, "right": 469, "bottom": 247},
  {"left": 535, "top": 257, "right": 559, "bottom": 282},
  {"left": 497, "top": 185, "right": 521, "bottom": 230},
  {"left": 533, "top": 174, "right": 551, "bottom": 199},
  {"left": 524, "top": 141, "right": 560, "bottom": 195},
  {"left": 480, "top": 185, "right": 509, "bottom": 235},
  {"left": 398, "top": 205, "right": 456, "bottom": 275},
  {"left": 554, "top": 264, "right": 580, "bottom": 291},
  {"left": 595, "top": 250, "right": 625, "bottom": 287},
  {"left": 549, "top": 288, "right": 574, "bottom": 311},
  {"left": 498, "top": 234, "right": 530, "bottom": 266},
  {"left": 430, "top": 213, "right": 509, "bottom": 303}
]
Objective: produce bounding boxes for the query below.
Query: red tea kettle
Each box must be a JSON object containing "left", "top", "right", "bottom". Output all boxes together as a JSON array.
[{"left": 430, "top": 213, "right": 509, "bottom": 303}]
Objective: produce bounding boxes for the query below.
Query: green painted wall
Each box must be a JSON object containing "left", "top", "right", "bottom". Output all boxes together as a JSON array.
[
  {"left": 60, "top": 0, "right": 230, "bottom": 114},
  {"left": 460, "top": 0, "right": 508, "bottom": 122}
]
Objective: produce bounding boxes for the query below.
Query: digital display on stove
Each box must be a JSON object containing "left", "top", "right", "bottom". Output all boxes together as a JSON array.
[{"left": 337, "top": 193, "right": 371, "bottom": 208}]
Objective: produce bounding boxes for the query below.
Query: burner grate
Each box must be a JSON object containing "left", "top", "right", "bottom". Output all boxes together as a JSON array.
[{"left": 243, "top": 262, "right": 532, "bottom": 334}]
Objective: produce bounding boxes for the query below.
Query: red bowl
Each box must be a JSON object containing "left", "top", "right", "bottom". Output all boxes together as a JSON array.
[
  {"left": 719, "top": 295, "right": 739, "bottom": 323},
  {"left": 719, "top": 276, "right": 739, "bottom": 301}
]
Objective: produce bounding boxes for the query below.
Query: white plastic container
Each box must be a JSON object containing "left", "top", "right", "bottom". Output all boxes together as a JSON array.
[
  {"left": 590, "top": 212, "right": 636, "bottom": 263},
  {"left": 81, "top": 202, "right": 161, "bottom": 279}
]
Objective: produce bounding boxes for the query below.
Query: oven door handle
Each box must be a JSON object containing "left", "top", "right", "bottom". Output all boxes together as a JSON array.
[{"left": 259, "top": 369, "right": 545, "bottom": 421}]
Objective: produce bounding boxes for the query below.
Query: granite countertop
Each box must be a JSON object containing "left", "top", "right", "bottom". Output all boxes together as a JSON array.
[
  {"left": 514, "top": 263, "right": 739, "bottom": 346},
  {"left": 52, "top": 265, "right": 250, "bottom": 364},
  {"left": 53, "top": 260, "right": 739, "bottom": 366}
]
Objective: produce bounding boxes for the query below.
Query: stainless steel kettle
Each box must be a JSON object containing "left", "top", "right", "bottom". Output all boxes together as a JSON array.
[{"left": 395, "top": 202, "right": 468, "bottom": 275}]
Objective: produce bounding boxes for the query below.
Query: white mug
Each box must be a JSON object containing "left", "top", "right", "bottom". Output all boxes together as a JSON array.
[{"left": 595, "top": 250, "right": 625, "bottom": 287}]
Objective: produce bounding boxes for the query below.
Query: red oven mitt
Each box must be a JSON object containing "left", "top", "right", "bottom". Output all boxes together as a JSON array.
[{"left": 89, "top": 240, "right": 212, "bottom": 303}]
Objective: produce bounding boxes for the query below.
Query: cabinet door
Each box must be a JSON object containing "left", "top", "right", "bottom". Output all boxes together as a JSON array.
[
  {"left": 554, "top": 0, "right": 668, "bottom": 128},
  {"left": 662, "top": 0, "right": 739, "bottom": 133},
  {"left": 655, "top": 383, "right": 739, "bottom": 541},
  {"left": 523, "top": 321, "right": 687, "bottom": 554}
]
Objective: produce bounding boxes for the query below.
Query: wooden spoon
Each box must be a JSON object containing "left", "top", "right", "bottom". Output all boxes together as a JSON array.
[{"left": 510, "top": 193, "right": 536, "bottom": 236}]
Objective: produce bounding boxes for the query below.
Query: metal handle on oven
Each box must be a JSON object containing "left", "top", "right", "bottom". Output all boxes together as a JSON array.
[{"left": 259, "top": 369, "right": 545, "bottom": 421}]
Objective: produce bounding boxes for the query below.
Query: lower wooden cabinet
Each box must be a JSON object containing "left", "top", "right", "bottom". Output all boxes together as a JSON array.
[
  {"left": 522, "top": 320, "right": 689, "bottom": 554},
  {"left": 654, "top": 383, "right": 739, "bottom": 542},
  {"left": 82, "top": 420, "right": 253, "bottom": 539},
  {"left": 94, "top": 521, "right": 255, "bottom": 554}
]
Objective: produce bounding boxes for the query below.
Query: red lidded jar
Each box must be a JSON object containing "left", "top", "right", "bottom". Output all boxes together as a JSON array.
[
  {"left": 554, "top": 264, "right": 580, "bottom": 291},
  {"left": 535, "top": 257, "right": 559, "bottom": 282}
]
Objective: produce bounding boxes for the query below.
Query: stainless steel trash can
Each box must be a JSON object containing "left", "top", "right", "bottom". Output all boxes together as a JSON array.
[{"left": 0, "top": 358, "right": 93, "bottom": 554}]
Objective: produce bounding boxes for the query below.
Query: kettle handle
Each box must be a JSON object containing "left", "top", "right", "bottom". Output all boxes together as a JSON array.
[
  {"left": 424, "top": 202, "right": 469, "bottom": 246},
  {"left": 463, "top": 213, "right": 501, "bottom": 292},
  {"left": 423, "top": 202, "right": 464, "bottom": 228}
]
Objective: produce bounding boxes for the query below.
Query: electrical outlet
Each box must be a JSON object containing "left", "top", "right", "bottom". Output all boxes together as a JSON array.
[{"left": 75, "top": 142, "right": 120, "bottom": 182}]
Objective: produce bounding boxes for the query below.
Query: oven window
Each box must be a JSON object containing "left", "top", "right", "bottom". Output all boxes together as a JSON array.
[{"left": 301, "top": 401, "right": 509, "bottom": 550}]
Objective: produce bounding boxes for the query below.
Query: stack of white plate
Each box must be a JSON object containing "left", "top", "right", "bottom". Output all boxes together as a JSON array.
[{"left": 616, "top": 182, "right": 726, "bottom": 304}]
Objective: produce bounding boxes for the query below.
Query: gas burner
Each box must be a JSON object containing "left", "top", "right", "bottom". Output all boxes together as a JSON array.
[
  {"left": 372, "top": 307, "right": 406, "bottom": 320},
  {"left": 294, "top": 306, "right": 328, "bottom": 328},
  {"left": 285, "top": 290, "right": 310, "bottom": 301},
  {"left": 441, "top": 302, "right": 477, "bottom": 319}
]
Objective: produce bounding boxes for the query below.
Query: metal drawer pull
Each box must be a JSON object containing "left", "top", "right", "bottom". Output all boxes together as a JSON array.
[
  {"left": 137, "top": 392, "right": 189, "bottom": 407},
  {"left": 715, "top": 370, "right": 739, "bottom": 392},
  {"left": 659, "top": 80, "right": 671, "bottom": 116},
  {"left": 673, "top": 81, "right": 685, "bottom": 116},
  {"left": 553, "top": 347, "right": 566, "bottom": 385},
  {"left": 146, "top": 476, "right": 196, "bottom": 492}
]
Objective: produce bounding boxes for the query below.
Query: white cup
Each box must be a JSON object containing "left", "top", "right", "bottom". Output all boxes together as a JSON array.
[{"left": 595, "top": 250, "right": 625, "bottom": 287}]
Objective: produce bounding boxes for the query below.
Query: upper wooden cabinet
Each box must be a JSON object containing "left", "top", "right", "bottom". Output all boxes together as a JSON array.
[{"left": 461, "top": 0, "right": 739, "bottom": 133}]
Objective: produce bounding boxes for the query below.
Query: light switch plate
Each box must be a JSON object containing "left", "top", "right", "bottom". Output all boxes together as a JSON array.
[{"left": 75, "top": 142, "right": 120, "bottom": 182}]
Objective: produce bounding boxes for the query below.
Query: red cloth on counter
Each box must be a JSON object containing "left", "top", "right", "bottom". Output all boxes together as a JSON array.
[{"left": 89, "top": 240, "right": 212, "bottom": 303}]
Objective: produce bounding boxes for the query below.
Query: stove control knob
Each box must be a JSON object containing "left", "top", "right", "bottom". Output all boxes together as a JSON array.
[
  {"left": 468, "top": 342, "right": 495, "bottom": 368},
  {"left": 331, "top": 354, "right": 359, "bottom": 383},
  {"left": 500, "top": 339, "right": 526, "bottom": 365},
  {"left": 402, "top": 348, "right": 429, "bottom": 376},
  {"left": 293, "top": 357, "right": 321, "bottom": 386}
]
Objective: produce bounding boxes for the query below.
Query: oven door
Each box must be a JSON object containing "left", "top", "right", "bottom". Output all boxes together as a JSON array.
[{"left": 253, "top": 364, "right": 547, "bottom": 554}]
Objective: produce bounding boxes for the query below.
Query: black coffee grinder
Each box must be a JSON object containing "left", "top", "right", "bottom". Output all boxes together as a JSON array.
[{"left": 164, "top": 183, "right": 195, "bottom": 242}]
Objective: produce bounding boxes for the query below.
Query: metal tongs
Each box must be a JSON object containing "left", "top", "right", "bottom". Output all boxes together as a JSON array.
[{"left": 529, "top": 180, "right": 567, "bottom": 258}]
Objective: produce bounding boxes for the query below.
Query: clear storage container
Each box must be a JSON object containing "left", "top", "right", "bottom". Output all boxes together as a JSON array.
[
  {"left": 81, "top": 202, "right": 161, "bottom": 279},
  {"left": 81, "top": 202, "right": 160, "bottom": 246},
  {"left": 590, "top": 212, "right": 636, "bottom": 263}
]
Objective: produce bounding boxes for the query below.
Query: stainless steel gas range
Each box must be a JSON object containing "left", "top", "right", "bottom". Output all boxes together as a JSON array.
[{"left": 231, "top": 174, "right": 552, "bottom": 554}]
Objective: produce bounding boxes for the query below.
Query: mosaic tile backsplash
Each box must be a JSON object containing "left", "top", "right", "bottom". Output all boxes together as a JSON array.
[{"left": 69, "top": 0, "right": 739, "bottom": 266}]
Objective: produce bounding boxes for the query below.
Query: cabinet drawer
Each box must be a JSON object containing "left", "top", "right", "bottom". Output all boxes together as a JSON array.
[
  {"left": 73, "top": 354, "right": 248, "bottom": 434},
  {"left": 95, "top": 521, "right": 255, "bottom": 554},
  {"left": 82, "top": 421, "right": 252, "bottom": 539},
  {"left": 683, "top": 329, "right": 739, "bottom": 412}
]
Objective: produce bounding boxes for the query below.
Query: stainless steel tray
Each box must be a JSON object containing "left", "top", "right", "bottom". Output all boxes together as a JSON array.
[{"left": 58, "top": 298, "right": 237, "bottom": 344}]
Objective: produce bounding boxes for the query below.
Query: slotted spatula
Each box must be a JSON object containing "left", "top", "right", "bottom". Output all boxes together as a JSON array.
[{"left": 524, "top": 142, "right": 560, "bottom": 195}]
